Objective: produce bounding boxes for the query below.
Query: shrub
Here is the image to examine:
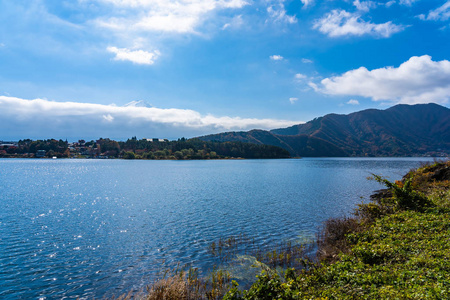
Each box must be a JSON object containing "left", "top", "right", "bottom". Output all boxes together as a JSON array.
[{"left": 372, "top": 174, "right": 433, "bottom": 212}]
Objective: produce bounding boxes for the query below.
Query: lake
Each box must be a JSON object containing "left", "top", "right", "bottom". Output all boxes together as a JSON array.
[{"left": 0, "top": 157, "right": 436, "bottom": 299}]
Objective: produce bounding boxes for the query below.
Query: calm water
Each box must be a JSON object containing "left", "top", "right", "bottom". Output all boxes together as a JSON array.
[{"left": 0, "top": 157, "right": 436, "bottom": 299}]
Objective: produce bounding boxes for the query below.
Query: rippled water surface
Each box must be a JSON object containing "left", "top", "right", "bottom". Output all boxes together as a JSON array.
[{"left": 0, "top": 158, "right": 435, "bottom": 299}]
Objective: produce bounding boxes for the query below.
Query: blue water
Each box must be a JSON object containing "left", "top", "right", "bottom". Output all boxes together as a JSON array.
[{"left": 0, "top": 157, "right": 436, "bottom": 299}]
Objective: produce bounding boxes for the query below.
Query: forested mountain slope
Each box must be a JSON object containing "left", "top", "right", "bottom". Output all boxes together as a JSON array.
[{"left": 200, "top": 104, "right": 450, "bottom": 157}]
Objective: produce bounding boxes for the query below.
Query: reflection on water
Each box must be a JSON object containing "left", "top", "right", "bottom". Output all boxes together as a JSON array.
[{"left": 0, "top": 157, "right": 435, "bottom": 298}]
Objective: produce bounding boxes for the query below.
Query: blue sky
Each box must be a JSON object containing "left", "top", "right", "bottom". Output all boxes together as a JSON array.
[{"left": 1, "top": 0, "right": 449, "bottom": 140}]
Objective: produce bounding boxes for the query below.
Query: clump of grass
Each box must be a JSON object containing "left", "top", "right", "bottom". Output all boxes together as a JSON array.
[
  {"left": 143, "top": 267, "right": 232, "bottom": 300},
  {"left": 145, "top": 275, "right": 190, "bottom": 300},
  {"left": 316, "top": 217, "right": 361, "bottom": 263}
]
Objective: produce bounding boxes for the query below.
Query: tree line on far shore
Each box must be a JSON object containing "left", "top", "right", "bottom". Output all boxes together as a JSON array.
[{"left": 0, "top": 137, "right": 291, "bottom": 159}]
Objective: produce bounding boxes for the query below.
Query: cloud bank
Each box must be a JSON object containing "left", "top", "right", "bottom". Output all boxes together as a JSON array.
[
  {"left": 419, "top": 1, "right": 450, "bottom": 21},
  {"left": 353, "top": 0, "right": 377, "bottom": 12},
  {"left": 92, "top": 0, "right": 250, "bottom": 64},
  {"left": 313, "top": 10, "right": 404, "bottom": 38},
  {"left": 399, "top": 0, "right": 419, "bottom": 6},
  {"left": 94, "top": 0, "right": 249, "bottom": 34},
  {"left": 312, "top": 55, "right": 450, "bottom": 104},
  {"left": 267, "top": 3, "right": 297, "bottom": 24},
  {"left": 0, "top": 96, "right": 301, "bottom": 140}
]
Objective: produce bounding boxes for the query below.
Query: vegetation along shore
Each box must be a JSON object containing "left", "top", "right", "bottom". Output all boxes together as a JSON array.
[
  {"left": 0, "top": 137, "right": 290, "bottom": 160},
  {"left": 117, "top": 160, "right": 450, "bottom": 299}
]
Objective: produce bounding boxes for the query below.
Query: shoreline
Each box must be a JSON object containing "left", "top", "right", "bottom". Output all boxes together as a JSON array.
[
  {"left": 223, "top": 159, "right": 450, "bottom": 299},
  {"left": 119, "top": 159, "right": 450, "bottom": 299}
]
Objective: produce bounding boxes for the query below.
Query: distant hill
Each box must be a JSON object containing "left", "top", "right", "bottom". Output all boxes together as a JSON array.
[{"left": 199, "top": 104, "right": 450, "bottom": 157}]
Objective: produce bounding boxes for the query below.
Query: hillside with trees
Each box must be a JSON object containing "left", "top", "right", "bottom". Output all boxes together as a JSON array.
[{"left": 200, "top": 104, "right": 450, "bottom": 157}]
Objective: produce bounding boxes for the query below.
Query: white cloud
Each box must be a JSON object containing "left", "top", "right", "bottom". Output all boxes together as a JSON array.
[
  {"left": 0, "top": 96, "right": 301, "bottom": 140},
  {"left": 347, "top": 99, "right": 360, "bottom": 105},
  {"left": 97, "top": 0, "right": 247, "bottom": 9},
  {"left": 267, "top": 4, "right": 297, "bottom": 24},
  {"left": 313, "top": 55, "right": 450, "bottom": 104},
  {"left": 94, "top": 0, "right": 249, "bottom": 35},
  {"left": 418, "top": 1, "right": 450, "bottom": 21},
  {"left": 301, "top": 58, "right": 313, "bottom": 64},
  {"left": 313, "top": 10, "right": 404, "bottom": 38},
  {"left": 123, "top": 100, "right": 152, "bottom": 107},
  {"left": 107, "top": 47, "right": 160, "bottom": 65},
  {"left": 222, "top": 14, "right": 244, "bottom": 30},
  {"left": 103, "top": 114, "right": 114, "bottom": 122},
  {"left": 385, "top": 1, "right": 396, "bottom": 8},
  {"left": 295, "top": 73, "right": 307, "bottom": 80},
  {"left": 353, "top": 0, "right": 377, "bottom": 12},
  {"left": 289, "top": 97, "right": 298, "bottom": 104},
  {"left": 300, "top": 0, "right": 314, "bottom": 8},
  {"left": 270, "top": 55, "right": 284, "bottom": 61},
  {"left": 399, "top": 0, "right": 419, "bottom": 6}
]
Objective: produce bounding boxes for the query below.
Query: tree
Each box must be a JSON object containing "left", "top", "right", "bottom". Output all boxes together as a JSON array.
[
  {"left": 123, "top": 151, "right": 136, "bottom": 159},
  {"left": 174, "top": 151, "right": 184, "bottom": 160},
  {"left": 63, "top": 148, "right": 71, "bottom": 158}
]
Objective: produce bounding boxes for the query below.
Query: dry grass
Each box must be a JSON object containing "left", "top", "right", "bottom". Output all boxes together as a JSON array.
[
  {"left": 316, "top": 217, "right": 362, "bottom": 263},
  {"left": 112, "top": 268, "right": 232, "bottom": 300},
  {"left": 146, "top": 266, "right": 233, "bottom": 300}
]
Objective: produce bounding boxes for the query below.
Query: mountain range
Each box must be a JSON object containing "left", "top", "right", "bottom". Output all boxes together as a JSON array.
[{"left": 199, "top": 104, "right": 450, "bottom": 157}]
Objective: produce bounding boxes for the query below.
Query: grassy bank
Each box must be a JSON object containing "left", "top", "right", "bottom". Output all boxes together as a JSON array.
[{"left": 118, "top": 160, "right": 450, "bottom": 299}]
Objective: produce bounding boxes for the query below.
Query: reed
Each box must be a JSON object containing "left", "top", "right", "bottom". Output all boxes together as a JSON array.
[{"left": 141, "top": 267, "right": 232, "bottom": 300}]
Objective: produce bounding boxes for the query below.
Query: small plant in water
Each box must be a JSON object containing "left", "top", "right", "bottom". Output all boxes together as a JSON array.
[{"left": 254, "top": 241, "right": 307, "bottom": 270}]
